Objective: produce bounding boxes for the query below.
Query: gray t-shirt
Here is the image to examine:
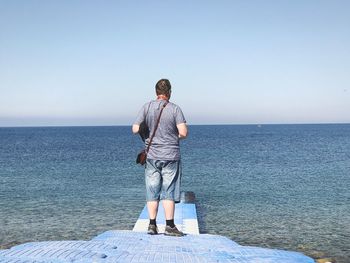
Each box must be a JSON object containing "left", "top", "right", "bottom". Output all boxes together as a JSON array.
[{"left": 134, "top": 99, "right": 186, "bottom": 160}]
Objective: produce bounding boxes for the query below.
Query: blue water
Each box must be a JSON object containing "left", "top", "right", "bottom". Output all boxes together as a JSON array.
[{"left": 0, "top": 124, "right": 349, "bottom": 262}]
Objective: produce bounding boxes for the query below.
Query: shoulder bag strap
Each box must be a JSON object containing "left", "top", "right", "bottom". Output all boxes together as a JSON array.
[{"left": 145, "top": 101, "right": 168, "bottom": 153}]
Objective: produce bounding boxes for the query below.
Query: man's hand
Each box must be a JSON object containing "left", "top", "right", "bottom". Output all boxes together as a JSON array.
[
  {"left": 132, "top": 124, "right": 140, "bottom": 134},
  {"left": 177, "top": 123, "right": 188, "bottom": 139}
]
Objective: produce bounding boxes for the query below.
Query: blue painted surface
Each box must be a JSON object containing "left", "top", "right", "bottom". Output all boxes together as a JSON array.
[
  {"left": 139, "top": 205, "right": 149, "bottom": 219},
  {"left": 0, "top": 194, "right": 315, "bottom": 262},
  {"left": 182, "top": 203, "right": 197, "bottom": 219},
  {"left": 0, "top": 230, "right": 315, "bottom": 263}
]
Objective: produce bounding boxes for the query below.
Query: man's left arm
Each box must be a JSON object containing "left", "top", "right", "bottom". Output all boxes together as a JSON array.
[
  {"left": 177, "top": 123, "right": 188, "bottom": 139},
  {"left": 175, "top": 106, "right": 188, "bottom": 139}
]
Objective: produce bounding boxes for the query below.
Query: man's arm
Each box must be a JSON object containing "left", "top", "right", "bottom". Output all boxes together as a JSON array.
[
  {"left": 133, "top": 102, "right": 149, "bottom": 135},
  {"left": 132, "top": 124, "right": 140, "bottom": 134},
  {"left": 177, "top": 123, "right": 188, "bottom": 139}
]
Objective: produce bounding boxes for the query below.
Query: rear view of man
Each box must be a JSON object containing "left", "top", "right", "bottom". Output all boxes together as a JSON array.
[{"left": 132, "top": 79, "right": 188, "bottom": 236}]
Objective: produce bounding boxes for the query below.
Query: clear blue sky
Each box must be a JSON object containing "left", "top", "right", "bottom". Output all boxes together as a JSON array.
[{"left": 0, "top": 0, "right": 349, "bottom": 126}]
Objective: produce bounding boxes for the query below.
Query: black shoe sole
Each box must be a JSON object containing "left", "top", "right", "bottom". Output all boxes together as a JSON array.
[{"left": 164, "top": 232, "right": 184, "bottom": 237}]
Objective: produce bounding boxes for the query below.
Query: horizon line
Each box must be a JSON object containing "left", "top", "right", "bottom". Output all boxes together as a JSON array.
[{"left": 1, "top": 122, "right": 350, "bottom": 128}]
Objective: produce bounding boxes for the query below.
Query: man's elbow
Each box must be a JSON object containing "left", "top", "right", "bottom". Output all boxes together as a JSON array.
[
  {"left": 179, "top": 130, "right": 188, "bottom": 139},
  {"left": 179, "top": 133, "right": 187, "bottom": 139},
  {"left": 132, "top": 124, "right": 140, "bottom": 134},
  {"left": 177, "top": 123, "right": 188, "bottom": 139}
]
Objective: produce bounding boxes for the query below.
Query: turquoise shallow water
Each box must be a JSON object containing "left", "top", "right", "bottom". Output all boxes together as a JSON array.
[{"left": 0, "top": 124, "right": 349, "bottom": 262}]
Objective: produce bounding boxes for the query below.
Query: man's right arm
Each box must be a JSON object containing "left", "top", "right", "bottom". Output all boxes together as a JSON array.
[
  {"left": 177, "top": 123, "right": 188, "bottom": 139},
  {"left": 132, "top": 124, "right": 140, "bottom": 134},
  {"left": 133, "top": 103, "right": 147, "bottom": 134}
]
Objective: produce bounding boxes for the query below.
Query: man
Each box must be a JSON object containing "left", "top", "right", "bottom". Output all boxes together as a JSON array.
[{"left": 132, "top": 79, "right": 188, "bottom": 237}]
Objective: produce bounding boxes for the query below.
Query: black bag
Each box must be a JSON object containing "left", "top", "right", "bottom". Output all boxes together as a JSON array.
[
  {"left": 136, "top": 150, "right": 147, "bottom": 165},
  {"left": 138, "top": 102, "right": 151, "bottom": 142},
  {"left": 138, "top": 121, "right": 149, "bottom": 142}
]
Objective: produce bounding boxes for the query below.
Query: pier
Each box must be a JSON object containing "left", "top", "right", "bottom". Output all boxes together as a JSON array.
[{"left": 0, "top": 192, "right": 315, "bottom": 262}]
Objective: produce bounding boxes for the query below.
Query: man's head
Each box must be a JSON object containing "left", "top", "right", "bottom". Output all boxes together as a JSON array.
[{"left": 155, "top": 79, "right": 171, "bottom": 99}]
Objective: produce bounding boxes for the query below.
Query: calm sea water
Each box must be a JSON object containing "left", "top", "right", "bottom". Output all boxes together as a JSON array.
[{"left": 0, "top": 125, "right": 349, "bottom": 262}]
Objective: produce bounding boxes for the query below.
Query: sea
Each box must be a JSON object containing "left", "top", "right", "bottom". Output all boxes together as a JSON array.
[{"left": 0, "top": 124, "right": 349, "bottom": 262}]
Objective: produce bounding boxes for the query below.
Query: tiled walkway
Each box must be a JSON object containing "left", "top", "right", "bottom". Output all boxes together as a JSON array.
[{"left": 0, "top": 196, "right": 315, "bottom": 262}]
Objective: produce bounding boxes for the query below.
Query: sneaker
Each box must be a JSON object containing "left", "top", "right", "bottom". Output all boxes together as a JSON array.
[
  {"left": 164, "top": 225, "right": 185, "bottom": 237},
  {"left": 147, "top": 224, "right": 158, "bottom": 235}
]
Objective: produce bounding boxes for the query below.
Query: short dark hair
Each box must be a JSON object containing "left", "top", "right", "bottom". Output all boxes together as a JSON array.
[{"left": 155, "top": 79, "right": 171, "bottom": 96}]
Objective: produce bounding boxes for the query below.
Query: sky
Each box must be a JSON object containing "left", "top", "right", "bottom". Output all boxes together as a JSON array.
[{"left": 0, "top": 0, "right": 349, "bottom": 126}]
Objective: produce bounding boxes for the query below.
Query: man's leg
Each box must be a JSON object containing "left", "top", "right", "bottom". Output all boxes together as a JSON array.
[
  {"left": 145, "top": 160, "right": 161, "bottom": 235},
  {"left": 147, "top": 200, "right": 159, "bottom": 220},
  {"left": 162, "top": 200, "right": 175, "bottom": 220},
  {"left": 145, "top": 160, "right": 161, "bottom": 220},
  {"left": 146, "top": 201, "right": 159, "bottom": 235},
  {"left": 161, "top": 161, "right": 184, "bottom": 236}
]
